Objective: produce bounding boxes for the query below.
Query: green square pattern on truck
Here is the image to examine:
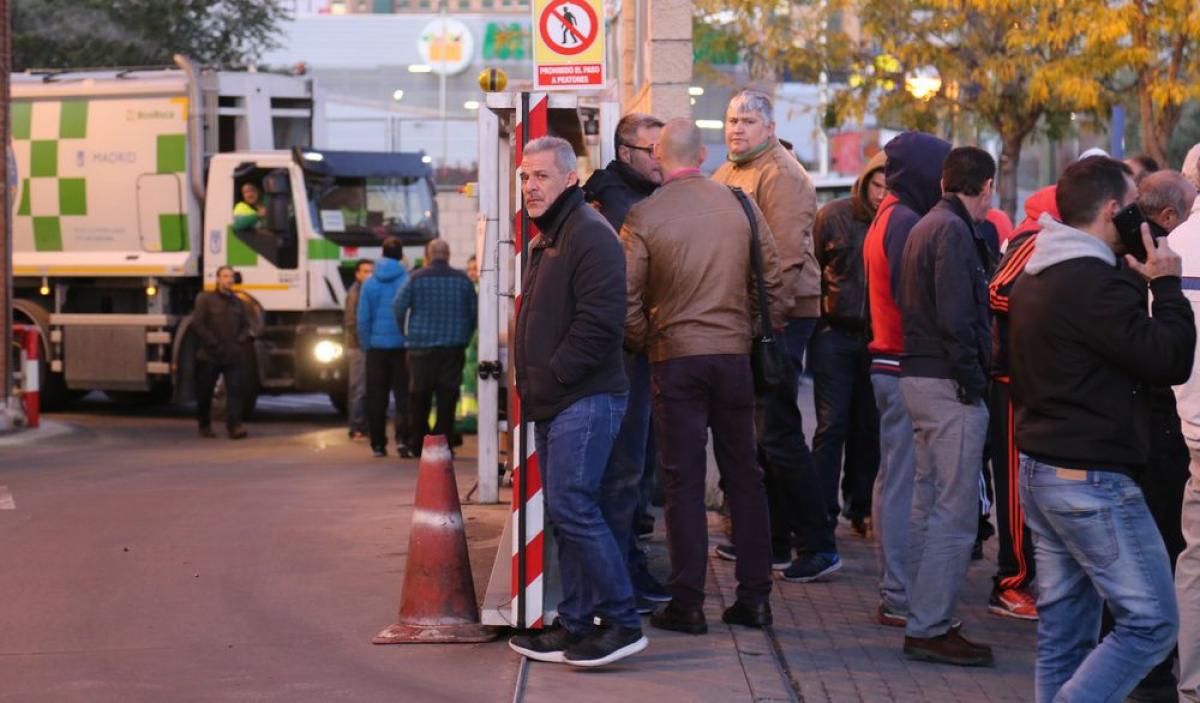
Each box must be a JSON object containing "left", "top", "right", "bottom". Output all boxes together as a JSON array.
[{"left": 12, "top": 99, "right": 191, "bottom": 253}]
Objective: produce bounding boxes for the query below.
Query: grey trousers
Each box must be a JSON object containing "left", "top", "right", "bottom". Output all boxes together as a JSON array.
[
  {"left": 900, "top": 376, "right": 989, "bottom": 639},
  {"left": 348, "top": 347, "right": 367, "bottom": 433},
  {"left": 1180, "top": 472, "right": 1200, "bottom": 702},
  {"left": 871, "top": 372, "right": 917, "bottom": 614}
]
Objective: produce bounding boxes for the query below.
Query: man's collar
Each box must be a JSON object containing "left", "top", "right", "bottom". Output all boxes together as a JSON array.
[{"left": 663, "top": 167, "right": 702, "bottom": 185}]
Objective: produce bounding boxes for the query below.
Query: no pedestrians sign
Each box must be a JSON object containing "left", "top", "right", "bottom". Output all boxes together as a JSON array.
[{"left": 532, "top": 0, "right": 606, "bottom": 90}]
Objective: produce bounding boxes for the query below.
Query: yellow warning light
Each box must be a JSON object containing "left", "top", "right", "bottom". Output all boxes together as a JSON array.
[{"left": 479, "top": 67, "right": 508, "bottom": 93}]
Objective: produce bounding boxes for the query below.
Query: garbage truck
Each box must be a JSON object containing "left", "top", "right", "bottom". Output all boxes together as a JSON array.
[{"left": 10, "top": 57, "right": 438, "bottom": 414}]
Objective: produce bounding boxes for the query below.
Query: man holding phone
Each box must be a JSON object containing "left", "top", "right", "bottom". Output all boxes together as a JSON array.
[{"left": 1010, "top": 156, "right": 1195, "bottom": 701}]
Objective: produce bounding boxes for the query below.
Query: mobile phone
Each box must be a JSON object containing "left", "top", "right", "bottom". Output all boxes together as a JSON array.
[{"left": 1112, "top": 203, "right": 1159, "bottom": 262}]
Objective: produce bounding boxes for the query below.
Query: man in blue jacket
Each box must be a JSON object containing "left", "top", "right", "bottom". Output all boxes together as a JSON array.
[{"left": 357, "top": 237, "right": 411, "bottom": 458}]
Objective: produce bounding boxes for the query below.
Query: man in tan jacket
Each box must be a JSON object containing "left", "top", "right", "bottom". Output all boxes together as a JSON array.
[
  {"left": 712, "top": 90, "right": 840, "bottom": 583},
  {"left": 622, "top": 118, "right": 786, "bottom": 634}
]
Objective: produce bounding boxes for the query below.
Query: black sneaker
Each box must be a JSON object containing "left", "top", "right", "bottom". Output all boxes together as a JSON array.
[
  {"left": 722, "top": 600, "right": 773, "bottom": 628},
  {"left": 713, "top": 543, "right": 791, "bottom": 571},
  {"left": 563, "top": 617, "right": 647, "bottom": 668},
  {"left": 631, "top": 568, "right": 670, "bottom": 603},
  {"left": 508, "top": 623, "right": 582, "bottom": 663},
  {"left": 371, "top": 446, "right": 386, "bottom": 458},
  {"left": 635, "top": 595, "right": 657, "bottom": 615},
  {"left": 781, "top": 552, "right": 842, "bottom": 583},
  {"left": 397, "top": 443, "right": 416, "bottom": 459},
  {"left": 649, "top": 600, "right": 708, "bottom": 635}
]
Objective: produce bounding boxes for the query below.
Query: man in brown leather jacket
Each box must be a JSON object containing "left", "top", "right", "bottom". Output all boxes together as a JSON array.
[
  {"left": 622, "top": 118, "right": 786, "bottom": 634},
  {"left": 192, "top": 265, "right": 250, "bottom": 439}
]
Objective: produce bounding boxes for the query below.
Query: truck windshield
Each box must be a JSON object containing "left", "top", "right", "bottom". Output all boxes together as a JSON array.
[{"left": 312, "top": 176, "right": 435, "bottom": 247}]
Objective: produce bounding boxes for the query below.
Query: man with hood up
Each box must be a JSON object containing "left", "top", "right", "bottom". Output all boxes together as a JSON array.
[
  {"left": 862, "top": 131, "right": 951, "bottom": 628},
  {"left": 1010, "top": 156, "right": 1193, "bottom": 701},
  {"left": 983, "top": 184, "right": 1059, "bottom": 623},
  {"left": 810, "top": 151, "right": 886, "bottom": 540}
]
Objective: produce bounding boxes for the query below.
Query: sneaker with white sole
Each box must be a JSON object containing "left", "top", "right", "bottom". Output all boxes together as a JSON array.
[
  {"left": 562, "top": 617, "right": 648, "bottom": 668},
  {"left": 508, "top": 624, "right": 582, "bottom": 663},
  {"left": 988, "top": 587, "right": 1038, "bottom": 621},
  {"left": 781, "top": 552, "right": 842, "bottom": 583},
  {"left": 713, "top": 543, "right": 791, "bottom": 570}
]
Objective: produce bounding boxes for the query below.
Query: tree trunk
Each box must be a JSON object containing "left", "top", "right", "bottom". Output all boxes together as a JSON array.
[
  {"left": 998, "top": 132, "right": 1024, "bottom": 221},
  {"left": 1138, "top": 84, "right": 1171, "bottom": 167}
]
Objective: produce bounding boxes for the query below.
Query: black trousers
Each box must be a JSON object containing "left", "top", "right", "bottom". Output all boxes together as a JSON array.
[
  {"left": 407, "top": 346, "right": 465, "bottom": 452},
  {"left": 988, "top": 379, "right": 1035, "bottom": 591},
  {"left": 366, "top": 348, "right": 409, "bottom": 450},
  {"left": 196, "top": 359, "right": 243, "bottom": 430},
  {"left": 652, "top": 354, "right": 772, "bottom": 607}
]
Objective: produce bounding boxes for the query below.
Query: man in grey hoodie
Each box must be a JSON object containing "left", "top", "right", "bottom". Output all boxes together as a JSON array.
[{"left": 1010, "top": 156, "right": 1195, "bottom": 702}]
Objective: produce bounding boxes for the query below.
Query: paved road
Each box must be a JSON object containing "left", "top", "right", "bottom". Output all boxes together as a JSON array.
[
  {"left": 0, "top": 395, "right": 516, "bottom": 703},
  {"left": 1, "top": 392, "right": 1039, "bottom": 702}
]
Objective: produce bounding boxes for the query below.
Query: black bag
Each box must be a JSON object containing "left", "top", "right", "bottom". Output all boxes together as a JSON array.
[{"left": 730, "top": 187, "right": 789, "bottom": 392}]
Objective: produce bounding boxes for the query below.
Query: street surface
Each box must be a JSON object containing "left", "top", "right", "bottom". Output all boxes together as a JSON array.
[{"left": 0, "top": 391, "right": 1037, "bottom": 702}]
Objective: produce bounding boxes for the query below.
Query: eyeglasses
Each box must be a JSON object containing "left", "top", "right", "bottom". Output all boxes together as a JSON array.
[{"left": 623, "top": 144, "right": 655, "bottom": 155}]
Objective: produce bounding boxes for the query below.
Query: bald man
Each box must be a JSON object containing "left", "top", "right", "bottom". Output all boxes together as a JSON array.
[
  {"left": 622, "top": 118, "right": 787, "bottom": 633},
  {"left": 393, "top": 239, "right": 478, "bottom": 453}
]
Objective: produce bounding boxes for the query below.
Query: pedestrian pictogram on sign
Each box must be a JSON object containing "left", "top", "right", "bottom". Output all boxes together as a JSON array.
[{"left": 531, "top": 0, "right": 605, "bottom": 90}]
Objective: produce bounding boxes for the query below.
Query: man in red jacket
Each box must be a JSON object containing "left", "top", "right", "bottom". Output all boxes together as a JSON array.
[{"left": 863, "top": 132, "right": 949, "bottom": 628}]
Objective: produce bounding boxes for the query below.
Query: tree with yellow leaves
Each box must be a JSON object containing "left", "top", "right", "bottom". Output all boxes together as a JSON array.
[{"left": 843, "top": 0, "right": 1121, "bottom": 216}]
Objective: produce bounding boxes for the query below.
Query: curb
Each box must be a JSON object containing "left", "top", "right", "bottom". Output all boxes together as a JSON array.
[{"left": 0, "top": 419, "right": 78, "bottom": 447}]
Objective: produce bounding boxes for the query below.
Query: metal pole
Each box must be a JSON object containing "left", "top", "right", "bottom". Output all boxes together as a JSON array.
[
  {"left": 0, "top": 0, "right": 11, "bottom": 407},
  {"left": 440, "top": 0, "right": 448, "bottom": 171},
  {"left": 515, "top": 90, "right": 530, "bottom": 631}
]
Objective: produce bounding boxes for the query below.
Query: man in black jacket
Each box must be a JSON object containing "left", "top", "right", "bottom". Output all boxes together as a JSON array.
[
  {"left": 1010, "top": 156, "right": 1194, "bottom": 701},
  {"left": 896, "top": 146, "right": 996, "bottom": 666},
  {"left": 582, "top": 113, "right": 664, "bottom": 230},
  {"left": 192, "top": 265, "right": 251, "bottom": 439},
  {"left": 507, "top": 136, "right": 646, "bottom": 668},
  {"left": 581, "top": 112, "right": 671, "bottom": 612},
  {"left": 810, "top": 151, "right": 885, "bottom": 537}
]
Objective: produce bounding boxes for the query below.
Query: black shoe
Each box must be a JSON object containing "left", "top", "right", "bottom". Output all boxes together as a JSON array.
[
  {"left": 563, "top": 617, "right": 647, "bottom": 668},
  {"left": 508, "top": 623, "right": 582, "bottom": 663},
  {"left": 372, "top": 446, "right": 386, "bottom": 458},
  {"left": 904, "top": 628, "right": 994, "bottom": 667},
  {"left": 397, "top": 443, "right": 415, "bottom": 459},
  {"left": 722, "top": 600, "right": 772, "bottom": 629},
  {"left": 714, "top": 543, "right": 791, "bottom": 570},
  {"left": 635, "top": 595, "right": 657, "bottom": 615},
  {"left": 650, "top": 600, "right": 708, "bottom": 635},
  {"left": 228, "top": 426, "right": 248, "bottom": 440},
  {"left": 198, "top": 425, "right": 216, "bottom": 439}
]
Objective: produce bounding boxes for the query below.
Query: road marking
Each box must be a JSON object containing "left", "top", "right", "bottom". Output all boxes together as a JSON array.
[{"left": 0, "top": 485, "right": 14, "bottom": 510}]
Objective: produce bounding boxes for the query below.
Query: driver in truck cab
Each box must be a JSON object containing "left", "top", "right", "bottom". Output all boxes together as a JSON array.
[{"left": 233, "top": 182, "right": 267, "bottom": 231}]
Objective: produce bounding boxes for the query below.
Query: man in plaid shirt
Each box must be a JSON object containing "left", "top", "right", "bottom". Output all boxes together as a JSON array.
[{"left": 394, "top": 239, "right": 478, "bottom": 453}]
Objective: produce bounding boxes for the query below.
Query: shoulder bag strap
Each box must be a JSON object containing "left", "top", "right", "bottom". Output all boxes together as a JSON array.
[{"left": 729, "top": 186, "right": 773, "bottom": 342}]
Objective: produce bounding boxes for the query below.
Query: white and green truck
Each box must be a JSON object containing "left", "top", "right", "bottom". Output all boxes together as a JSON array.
[{"left": 11, "top": 57, "right": 438, "bottom": 413}]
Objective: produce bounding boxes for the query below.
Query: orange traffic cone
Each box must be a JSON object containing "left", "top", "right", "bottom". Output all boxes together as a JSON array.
[{"left": 373, "top": 434, "right": 496, "bottom": 644}]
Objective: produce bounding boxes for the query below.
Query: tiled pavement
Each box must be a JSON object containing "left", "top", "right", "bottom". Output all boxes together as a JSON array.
[{"left": 711, "top": 516, "right": 1038, "bottom": 702}]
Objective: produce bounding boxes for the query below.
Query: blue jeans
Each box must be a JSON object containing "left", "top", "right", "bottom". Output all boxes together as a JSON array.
[
  {"left": 604, "top": 352, "right": 655, "bottom": 591},
  {"left": 1020, "top": 456, "right": 1178, "bottom": 702},
  {"left": 535, "top": 392, "right": 638, "bottom": 633},
  {"left": 782, "top": 316, "right": 817, "bottom": 381}
]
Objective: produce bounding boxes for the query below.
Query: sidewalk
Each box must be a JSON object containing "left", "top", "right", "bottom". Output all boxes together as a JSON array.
[{"left": 503, "top": 506, "right": 1036, "bottom": 703}]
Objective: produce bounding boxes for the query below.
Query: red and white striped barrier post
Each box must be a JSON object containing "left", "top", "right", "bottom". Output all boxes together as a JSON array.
[
  {"left": 12, "top": 325, "right": 39, "bottom": 428},
  {"left": 511, "top": 91, "right": 549, "bottom": 629}
]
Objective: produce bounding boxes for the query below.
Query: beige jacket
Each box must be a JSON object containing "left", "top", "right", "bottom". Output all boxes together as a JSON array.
[
  {"left": 621, "top": 171, "right": 786, "bottom": 363},
  {"left": 713, "top": 137, "right": 819, "bottom": 318}
]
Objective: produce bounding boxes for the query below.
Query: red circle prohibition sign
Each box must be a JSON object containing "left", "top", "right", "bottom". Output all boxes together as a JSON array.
[{"left": 539, "top": 0, "right": 598, "bottom": 56}]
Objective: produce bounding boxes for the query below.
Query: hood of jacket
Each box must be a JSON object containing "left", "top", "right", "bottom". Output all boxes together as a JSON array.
[
  {"left": 372, "top": 256, "right": 406, "bottom": 283},
  {"left": 583, "top": 160, "right": 658, "bottom": 199},
  {"left": 1024, "top": 213, "right": 1117, "bottom": 275},
  {"left": 883, "top": 132, "right": 950, "bottom": 216},
  {"left": 1016, "top": 185, "right": 1060, "bottom": 233},
  {"left": 851, "top": 151, "right": 888, "bottom": 221}
]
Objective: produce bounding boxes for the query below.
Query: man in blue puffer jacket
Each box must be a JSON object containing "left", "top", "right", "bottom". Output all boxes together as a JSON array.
[{"left": 357, "top": 237, "right": 411, "bottom": 457}]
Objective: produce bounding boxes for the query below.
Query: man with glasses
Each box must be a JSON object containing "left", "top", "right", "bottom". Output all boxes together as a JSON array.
[{"left": 582, "top": 113, "right": 672, "bottom": 614}]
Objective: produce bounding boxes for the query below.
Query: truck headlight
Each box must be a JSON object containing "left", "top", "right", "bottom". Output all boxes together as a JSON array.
[{"left": 313, "top": 339, "right": 344, "bottom": 364}]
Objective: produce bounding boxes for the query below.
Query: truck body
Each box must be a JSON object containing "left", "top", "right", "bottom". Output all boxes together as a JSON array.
[{"left": 10, "top": 60, "right": 437, "bottom": 411}]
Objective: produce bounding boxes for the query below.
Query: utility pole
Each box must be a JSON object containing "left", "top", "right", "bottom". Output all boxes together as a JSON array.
[{"left": 0, "top": 0, "right": 11, "bottom": 412}]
